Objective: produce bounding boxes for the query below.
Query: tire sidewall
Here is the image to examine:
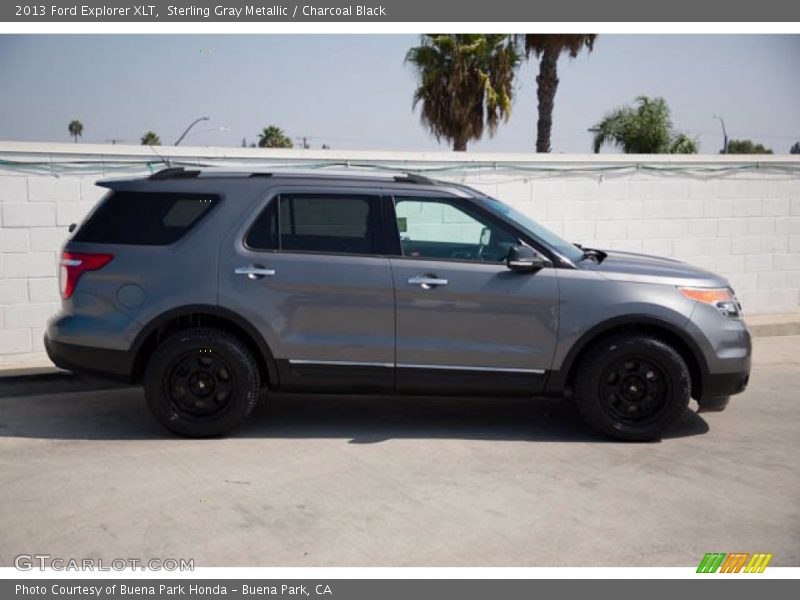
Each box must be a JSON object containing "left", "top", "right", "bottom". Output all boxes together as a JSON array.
[
  {"left": 575, "top": 336, "right": 690, "bottom": 441},
  {"left": 145, "top": 329, "right": 260, "bottom": 437}
]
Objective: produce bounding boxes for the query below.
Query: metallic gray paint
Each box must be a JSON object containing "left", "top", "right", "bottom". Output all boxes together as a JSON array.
[{"left": 391, "top": 258, "right": 559, "bottom": 373}]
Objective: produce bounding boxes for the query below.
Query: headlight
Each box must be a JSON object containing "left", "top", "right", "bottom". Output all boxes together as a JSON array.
[{"left": 679, "top": 286, "right": 742, "bottom": 319}]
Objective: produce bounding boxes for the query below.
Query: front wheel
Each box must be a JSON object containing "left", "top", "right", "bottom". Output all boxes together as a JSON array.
[
  {"left": 144, "top": 328, "right": 261, "bottom": 437},
  {"left": 573, "top": 334, "right": 690, "bottom": 441}
]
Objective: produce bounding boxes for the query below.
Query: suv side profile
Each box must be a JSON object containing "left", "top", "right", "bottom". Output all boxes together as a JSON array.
[{"left": 45, "top": 168, "right": 751, "bottom": 441}]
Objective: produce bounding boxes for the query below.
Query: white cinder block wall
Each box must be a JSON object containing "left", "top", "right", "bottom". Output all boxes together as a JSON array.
[
  {"left": 1, "top": 142, "right": 799, "bottom": 366},
  {"left": 474, "top": 174, "right": 800, "bottom": 314}
]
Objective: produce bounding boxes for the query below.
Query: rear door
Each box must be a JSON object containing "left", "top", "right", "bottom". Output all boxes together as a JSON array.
[
  {"left": 219, "top": 187, "right": 395, "bottom": 392},
  {"left": 388, "top": 193, "right": 560, "bottom": 395}
]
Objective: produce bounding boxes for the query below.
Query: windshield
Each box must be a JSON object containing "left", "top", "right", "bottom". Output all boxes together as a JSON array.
[{"left": 476, "top": 195, "right": 585, "bottom": 262}]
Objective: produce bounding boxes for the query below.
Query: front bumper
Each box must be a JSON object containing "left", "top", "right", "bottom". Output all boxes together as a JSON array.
[
  {"left": 701, "top": 370, "right": 750, "bottom": 399},
  {"left": 44, "top": 334, "right": 135, "bottom": 382},
  {"left": 686, "top": 304, "right": 752, "bottom": 403}
]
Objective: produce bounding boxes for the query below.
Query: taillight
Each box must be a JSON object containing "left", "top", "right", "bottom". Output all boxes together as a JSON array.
[{"left": 59, "top": 251, "right": 114, "bottom": 299}]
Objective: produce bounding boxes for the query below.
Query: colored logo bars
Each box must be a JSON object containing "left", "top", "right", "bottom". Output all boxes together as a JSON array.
[{"left": 697, "top": 552, "right": 773, "bottom": 573}]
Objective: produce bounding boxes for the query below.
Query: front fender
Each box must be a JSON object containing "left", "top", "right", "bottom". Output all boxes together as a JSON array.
[{"left": 545, "top": 270, "right": 702, "bottom": 394}]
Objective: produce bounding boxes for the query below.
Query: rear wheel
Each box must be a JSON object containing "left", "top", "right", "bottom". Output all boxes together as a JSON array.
[
  {"left": 144, "top": 328, "right": 261, "bottom": 437},
  {"left": 573, "top": 334, "right": 690, "bottom": 441}
]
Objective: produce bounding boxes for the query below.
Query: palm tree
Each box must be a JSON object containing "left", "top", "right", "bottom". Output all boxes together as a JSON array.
[
  {"left": 257, "top": 126, "right": 293, "bottom": 148},
  {"left": 669, "top": 134, "right": 699, "bottom": 154},
  {"left": 140, "top": 131, "right": 161, "bottom": 146},
  {"left": 589, "top": 96, "right": 698, "bottom": 154},
  {"left": 516, "top": 34, "right": 596, "bottom": 153},
  {"left": 406, "top": 34, "right": 519, "bottom": 151},
  {"left": 68, "top": 120, "right": 83, "bottom": 143}
]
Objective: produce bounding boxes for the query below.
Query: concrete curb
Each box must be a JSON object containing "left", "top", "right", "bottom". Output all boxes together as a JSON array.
[
  {"left": 745, "top": 313, "right": 800, "bottom": 337},
  {"left": 749, "top": 322, "right": 800, "bottom": 337},
  {"left": 746, "top": 314, "right": 800, "bottom": 338}
]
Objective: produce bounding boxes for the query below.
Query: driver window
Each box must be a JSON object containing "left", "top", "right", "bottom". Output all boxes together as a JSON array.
[{"left": 394, "top": 197, "right": 517, "bottom": 262}]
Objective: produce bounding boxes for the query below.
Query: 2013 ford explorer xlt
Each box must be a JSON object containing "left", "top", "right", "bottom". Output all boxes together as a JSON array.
[{"left": 44, "top": 168, "right": 751, "bottom": 440}]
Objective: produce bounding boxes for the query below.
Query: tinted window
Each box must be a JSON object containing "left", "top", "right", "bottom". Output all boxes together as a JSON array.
[
  {"left": 74, "top": 191, "right": 218, "bottom": 245},
  {"left": 245, "top": 199, "right": 278, "bottom": 250},
  {"left": 247, "top": 194, "right": 378, "bottom": 255},
  {"left": 395, "top": 197, "right": 518, "bottom": 262}
]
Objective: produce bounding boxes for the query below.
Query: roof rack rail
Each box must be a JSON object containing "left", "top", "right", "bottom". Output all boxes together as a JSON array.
[
  {"left": 149, "top": 167, "right": 201, "bottom": 180},
  {"left": 393, "top": 172, "right": 435, "bottom": 185}
]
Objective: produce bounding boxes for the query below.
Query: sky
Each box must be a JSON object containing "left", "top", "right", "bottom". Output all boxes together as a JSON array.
[{"left": 0, "top": 34, "right": 798, "bottom": 154}]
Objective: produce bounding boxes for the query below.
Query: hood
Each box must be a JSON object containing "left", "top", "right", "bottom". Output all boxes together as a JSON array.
[{"left": 581, "top": 250, "right": 730, "bottom": 288}]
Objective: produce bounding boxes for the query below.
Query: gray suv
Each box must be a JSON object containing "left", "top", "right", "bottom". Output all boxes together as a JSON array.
[{"left": 45, "top": 168, "right": 751, "bottom": 441}]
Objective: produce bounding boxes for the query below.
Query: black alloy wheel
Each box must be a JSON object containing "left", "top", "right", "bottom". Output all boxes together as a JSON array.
[
  {"left": 144, "top": 328, "right": 261, "bottom": 437},
  {"left": 573, "top": 334, "right": 691, "bottom": 441},
  {"left": 599, "top": 356, "right": 670, "bottom": 425},
  {"left": 166, "top": 351, "right": 237, "bottom": 419}
]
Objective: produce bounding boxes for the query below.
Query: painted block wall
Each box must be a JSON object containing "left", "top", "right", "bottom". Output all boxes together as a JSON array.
[{"left": 1, "top": 142, "right": 798, "bottom": 365}]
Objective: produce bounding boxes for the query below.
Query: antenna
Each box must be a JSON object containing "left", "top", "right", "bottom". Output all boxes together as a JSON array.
[{"left": 147, "top": 144, "right": 172, "bottom": 169}]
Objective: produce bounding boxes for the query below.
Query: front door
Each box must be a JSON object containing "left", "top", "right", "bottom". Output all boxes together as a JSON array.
[
  {"left": 219, "top": 189, "right": 395, "bottom": 392},
  {"left": 389, "top": 194, "right": 559, "bottom": 395}
]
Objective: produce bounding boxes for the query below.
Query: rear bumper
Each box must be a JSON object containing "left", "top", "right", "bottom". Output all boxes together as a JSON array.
[{"left": 44, "top": 335, "right": 135, "bottom": 382}]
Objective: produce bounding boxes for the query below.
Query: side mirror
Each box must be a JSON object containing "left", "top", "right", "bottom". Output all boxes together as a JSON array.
[
  {"left": 506, "top": 245, "right": 551, "bottom": 272},
  {"left": 68, "top": 223, "right": 77, "bottom": 233}
]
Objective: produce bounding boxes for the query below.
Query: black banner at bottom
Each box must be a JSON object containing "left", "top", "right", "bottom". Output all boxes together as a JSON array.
[{"left": 4, "top": 579, "right": 797, "bottom": 600}]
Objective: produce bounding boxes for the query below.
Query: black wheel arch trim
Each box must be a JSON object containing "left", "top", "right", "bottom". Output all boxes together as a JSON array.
[
  {"left": 545, "top": 314, "right": 710, "bottom": 399},
  {"left": 130, "top": 304, "right": 280, "bottom": 386}
]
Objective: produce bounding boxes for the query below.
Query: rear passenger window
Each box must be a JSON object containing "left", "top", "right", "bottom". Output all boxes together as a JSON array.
[
  {"left": 245, "top": 199, "right": 279, "bottom": 250},
  {"left": 246, "top": 194, "right": 378, "bottom": 255},
  {"left": 73, "top": 191, "right": 218, "bottom": 245}
]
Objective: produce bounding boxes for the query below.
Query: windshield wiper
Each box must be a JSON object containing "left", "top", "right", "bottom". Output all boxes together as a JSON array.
[{"left": 574, "top": 243, "right": 607, "bottom": 263}]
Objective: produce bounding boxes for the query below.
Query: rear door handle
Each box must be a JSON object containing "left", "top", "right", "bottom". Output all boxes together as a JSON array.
[
  {"left": 408, "top": 275, "right": 448, "bottom": 289},
  {"left": 234, "top": 265, "right": 276, "bottom": 280}
]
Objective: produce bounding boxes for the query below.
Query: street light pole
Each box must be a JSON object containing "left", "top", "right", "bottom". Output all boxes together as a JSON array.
[
  {"left": 714, "top": 115, "right": 728, "bottom": 154},
  {"left": 179, "top": 127, "right": 230, "bottom": 142},
  {"left": 174, "top": 116, "right": 210, "bottom": 146}
]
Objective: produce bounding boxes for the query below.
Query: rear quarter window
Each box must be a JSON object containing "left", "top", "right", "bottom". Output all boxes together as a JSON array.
[{"left": 73, "top": 191, "right": 219, "bottom": 245}]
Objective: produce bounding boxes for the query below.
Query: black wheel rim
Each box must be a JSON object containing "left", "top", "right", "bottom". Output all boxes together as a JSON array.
[
  {"left": 165, "top": 350, "right": 237, "bottom": 420},
  {"left": 599, "top": 355, "right": 670, "bottom": 425}
]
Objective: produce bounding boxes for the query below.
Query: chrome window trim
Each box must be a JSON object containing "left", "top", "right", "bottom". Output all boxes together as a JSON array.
[
  {"left": 397, "top": 363, "right": 545, "bottom": 374},
  {"left": 288, "top": 359, "right": 545, "bottom": 375},
  {"left": 288, "top": 359, "right": 394, "bottom": 368}
]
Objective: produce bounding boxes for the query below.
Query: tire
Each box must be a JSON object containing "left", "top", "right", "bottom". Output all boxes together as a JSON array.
[
  {"left": 572, "top": 334, "right": 690, "bottom": 441},
  {"left": 144, "top": 327, "right": 261, "bottom": 437}
]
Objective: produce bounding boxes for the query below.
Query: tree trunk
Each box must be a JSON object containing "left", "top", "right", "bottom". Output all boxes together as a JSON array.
[
  {"left": 535, "top": 48, "right": 559, "bottom": 153},
  {"left": 453, "top": 137, "right": 467, "bottom": 152}
]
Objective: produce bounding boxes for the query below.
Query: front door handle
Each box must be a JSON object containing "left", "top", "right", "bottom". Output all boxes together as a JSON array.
[
  {"left": 234, "top": 265, "right": 276, "bottom": 280},
  {"left": 408, "top": 275, "right": 448, "bottom": 290}
]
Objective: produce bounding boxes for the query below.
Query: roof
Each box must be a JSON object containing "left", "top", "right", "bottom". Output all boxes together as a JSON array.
[
  {"left": 145, "top": 166, "right": 439, "bottom": 186},
  {"left": 97, "top": 166, "right": 478, "bottom": 199}
]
